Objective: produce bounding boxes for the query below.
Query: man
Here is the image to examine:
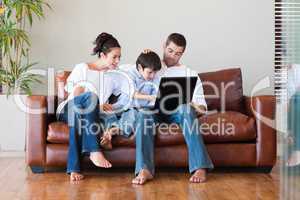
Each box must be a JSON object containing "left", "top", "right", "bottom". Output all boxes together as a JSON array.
[{"left": 132, "top": 33, "right": 214, "bottom": 185}]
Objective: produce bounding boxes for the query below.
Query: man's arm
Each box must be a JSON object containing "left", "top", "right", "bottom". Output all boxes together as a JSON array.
[{"left": 191, "top": 77, "right": 207, "bottom": 117}]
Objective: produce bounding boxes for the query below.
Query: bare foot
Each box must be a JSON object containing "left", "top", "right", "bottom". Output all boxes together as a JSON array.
[
  {"left": 89, "top": 152, "right": 112, "bottom": 168},
  {"left": 132, "top": 169, "right": 153, "bottom": 185},
  {"left": 189, "top": 169, "right": 207, "bottom": 183},
  {"left": 287, "top": 150, "right": 300, "bottom": 167},
  {"left": 70, "top": 172, "right": 84, "bottom": 182},
  {"left": 100, "top": 127, "right": 120, "bottom": 150}
]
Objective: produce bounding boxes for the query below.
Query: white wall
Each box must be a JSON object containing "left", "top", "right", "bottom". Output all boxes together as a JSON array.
[
  {"left": 29, "top": 0, "right": 274, "bottom": 95},
  {"left": 0, "top": 96, "right": 26, "bottom": 152},
  {"left": 0, "top": 0, "right": 275, "bottom": 152}
]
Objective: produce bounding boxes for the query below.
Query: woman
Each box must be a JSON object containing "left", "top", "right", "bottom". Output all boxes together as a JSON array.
[{"left": 56, "top": 32, "right": 121, "bottom": 181}]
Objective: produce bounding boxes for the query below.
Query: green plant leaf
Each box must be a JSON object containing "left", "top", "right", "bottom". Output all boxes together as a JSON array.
[{"left": 1, "top": 0, "right": 50, "bottom": 95}]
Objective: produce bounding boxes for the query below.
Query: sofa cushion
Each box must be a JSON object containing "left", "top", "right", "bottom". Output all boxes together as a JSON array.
[
  {"left": 47, "top": 122, "right": 69, "bottom": 144},
  {"left": 156, "top": 124, "right": 183, "bottom": 146},
  {"left": 47, "top": 111, "right": 256, "bottom": 145},
  {"left": 111, "top": 124, "right": 185, "bottom": 147},
  {"left": 151, "top": 111, "right": 256, "bottom": 145},
  {"left": 112, "top": 135, "right": 135, "bottom": 147},
  {"left": 199, "top": 68, "right": 244, "bottom": 112},
  {"left": 200, "top": 111, "right": 256, "bottom": 143}
]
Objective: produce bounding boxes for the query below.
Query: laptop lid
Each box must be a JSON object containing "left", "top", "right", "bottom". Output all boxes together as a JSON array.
[{"left": 153, "top": 76, "right": 198, "bottom": 113}]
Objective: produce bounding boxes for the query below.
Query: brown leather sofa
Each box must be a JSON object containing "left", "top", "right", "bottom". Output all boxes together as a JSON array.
[{"left": 26, "top": 68, "right": 277, "bottom": 173}]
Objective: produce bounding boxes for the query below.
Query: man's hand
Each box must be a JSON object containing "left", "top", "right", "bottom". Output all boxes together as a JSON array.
[
  {"left": 142, "top": 49, "right": 152, "bottom": 54},
  {"left": 191, "top": 103, "right": 207, "bottom": 117},
  {"left": 100, "top": 103, "right": 113, "bottom": 112}
]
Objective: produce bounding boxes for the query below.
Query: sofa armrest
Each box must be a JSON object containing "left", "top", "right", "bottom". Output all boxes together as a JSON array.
[
  {"left": 26, "top": 95, "right": 48, "bottom": 167},
  {"left": 244, "top": 95, "right": 277, "bottom": 167}
]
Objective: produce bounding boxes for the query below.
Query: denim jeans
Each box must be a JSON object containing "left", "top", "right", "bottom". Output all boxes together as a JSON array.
[
  {"left": 99, "top": 108, "right": 139, "bottom": 138},
  {"left": 135, "top": 104, "right": 214, "bottom": 176},
  {"left": 58, "top": 92, "right": 103, "bottom": 174}
]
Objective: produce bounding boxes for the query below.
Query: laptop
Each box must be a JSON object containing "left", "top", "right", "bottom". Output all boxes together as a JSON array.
[{"left": 142, "top": 76, "right": 198, "bottom": 113}]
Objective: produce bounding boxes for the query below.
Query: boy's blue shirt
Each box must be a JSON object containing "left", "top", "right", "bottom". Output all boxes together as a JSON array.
[{"left": 113, "top": 64, "right": 159, "bottom": 110}]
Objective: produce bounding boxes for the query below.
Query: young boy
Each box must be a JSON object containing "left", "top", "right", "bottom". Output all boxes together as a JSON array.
[{"left": 100, "top": 50, "right": 162, "bottom": 148}]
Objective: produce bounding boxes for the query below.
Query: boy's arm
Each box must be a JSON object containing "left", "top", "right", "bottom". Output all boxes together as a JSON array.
[
  {"left": 133, "top": 91, "right": 156, "bottom": 102},
  {"left": 133, "top": 78, "right": 159, "bottom": 102}
]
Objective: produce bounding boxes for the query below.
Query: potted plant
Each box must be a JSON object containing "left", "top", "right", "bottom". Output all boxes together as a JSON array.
[
  {"left": 0, "top": 0, "right": 50, "bottom": 152},
  {"left": 0, "top": 0, "right": 51, "bottom": 95}
]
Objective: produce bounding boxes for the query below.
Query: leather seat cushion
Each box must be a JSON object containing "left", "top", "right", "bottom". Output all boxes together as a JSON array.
[{"left": 47, "top": 111, "right": 256, "bottom": 146}]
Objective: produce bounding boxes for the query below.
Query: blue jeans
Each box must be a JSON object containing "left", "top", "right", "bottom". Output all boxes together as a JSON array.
[
  {"left": 58, "top": 92, "right": 103, "bottom": 173},
  {"left": 99, "top": 108, "right": 139, "bottom": 138},
  {"left": 135, "top": 104, "right": 214, "bottom": 176}
]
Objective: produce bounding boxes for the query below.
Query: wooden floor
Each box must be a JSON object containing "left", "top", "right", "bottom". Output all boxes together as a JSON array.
[{"left": 0, "top": 158, "right": 280, "bottom": 200}]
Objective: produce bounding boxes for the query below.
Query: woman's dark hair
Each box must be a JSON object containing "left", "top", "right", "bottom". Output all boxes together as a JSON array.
[
  {"left": 92, "top": 32, "right": 121, "bottom": 57},
  {"left": 136, "top": 51, "right": 161, "bottom": 71}
]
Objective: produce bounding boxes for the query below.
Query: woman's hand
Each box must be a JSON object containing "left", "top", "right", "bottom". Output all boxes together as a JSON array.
[{"left": 100, "top": 103, "right": 113, "bottom": 112}]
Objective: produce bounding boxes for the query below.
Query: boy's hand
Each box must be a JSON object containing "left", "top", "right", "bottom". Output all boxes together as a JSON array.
[
  {"left": 148, "top": 95, "right": 156, "bottom": 102},
  {"left": 100, "top": 103, "right": 113, "bottom": 112},
  {"left": 143, "top": 94, "right": 156, "bottom": 102}
]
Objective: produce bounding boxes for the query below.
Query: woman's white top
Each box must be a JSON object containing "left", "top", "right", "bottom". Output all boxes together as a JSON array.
[{"left": 56, "top": 63, "right": 128, "bottom": 117}]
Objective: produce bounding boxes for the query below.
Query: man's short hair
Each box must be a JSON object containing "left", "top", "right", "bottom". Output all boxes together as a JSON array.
[{"left": 166, "top": 33, "right": 186, "bottom": 51}]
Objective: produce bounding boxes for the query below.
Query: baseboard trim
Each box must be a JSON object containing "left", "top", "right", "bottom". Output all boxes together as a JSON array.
[{"left": 0, "top": 151, "right": 25, "bottom": 157}]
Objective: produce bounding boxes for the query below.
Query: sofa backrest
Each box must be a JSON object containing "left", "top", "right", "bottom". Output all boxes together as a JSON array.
[
  {"left": 55, "top": 67, "right": 244, "bottom": 112},
  {"left": 199, "top": 68, "right": 244, "bottom": 112}
]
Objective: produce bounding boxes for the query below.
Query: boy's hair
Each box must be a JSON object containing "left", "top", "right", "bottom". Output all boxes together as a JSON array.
[
  {"left": 166, "top": 33, "right": 186, "bottom": 51},
  {"left": 136, "top": 51, "right": 161, "bottom": 71}
]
